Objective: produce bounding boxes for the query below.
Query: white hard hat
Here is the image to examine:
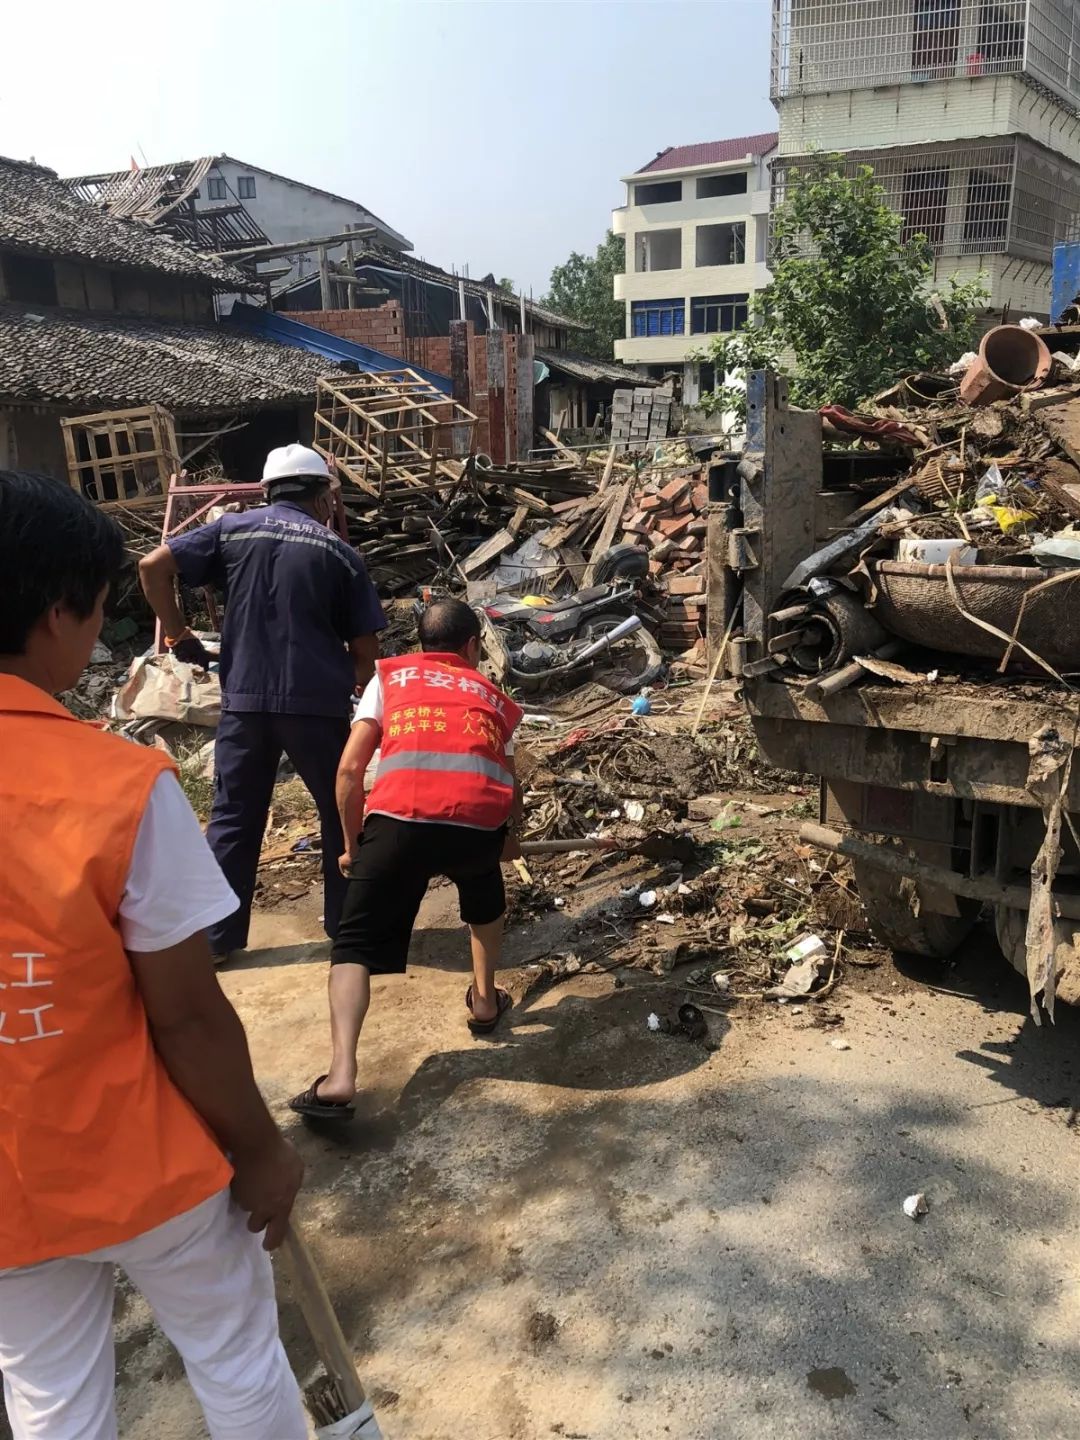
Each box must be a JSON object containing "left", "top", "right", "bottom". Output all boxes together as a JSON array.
[{"left": 261, "top": 444, "right": 330, "bottom": 487}]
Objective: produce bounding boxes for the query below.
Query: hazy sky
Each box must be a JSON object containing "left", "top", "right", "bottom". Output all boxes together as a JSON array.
[{"left": 1, "top": 0, "right": 775, "bottom": 294}]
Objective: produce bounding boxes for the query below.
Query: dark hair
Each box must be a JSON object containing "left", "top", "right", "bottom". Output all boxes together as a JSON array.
[
  {"left": 418, "top": 597, "right": 481, "bottom": 653},
  {"left": 0, "top": 469, "right": 124, "bottom": 655}
]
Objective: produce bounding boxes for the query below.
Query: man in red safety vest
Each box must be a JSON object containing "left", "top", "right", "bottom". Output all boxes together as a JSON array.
[{"left": 290, "top": 598, "right": 523, "bottom": 1121}]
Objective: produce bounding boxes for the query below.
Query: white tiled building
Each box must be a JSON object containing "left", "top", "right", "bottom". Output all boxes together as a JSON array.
[
  {"left": 611, "top": 132, "right": 777, "bottom": 405},
  {"left": 772, "top": 0, "right": 1080, "bottom": 318}
]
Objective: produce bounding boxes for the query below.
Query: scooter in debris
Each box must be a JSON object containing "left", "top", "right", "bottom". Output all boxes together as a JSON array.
[{"left": 480, "top": 557, "right": 663, "bottom": 695}]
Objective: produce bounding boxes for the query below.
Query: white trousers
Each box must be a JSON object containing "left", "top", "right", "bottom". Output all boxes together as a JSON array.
[{"left": 0, "top": 1189, "right": 308, "bottom": 1440}]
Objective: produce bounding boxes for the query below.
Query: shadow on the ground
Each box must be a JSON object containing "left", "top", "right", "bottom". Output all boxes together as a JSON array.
[
  {"left": 278, "top": 1062, "right": 1080, "bottom": 1440},
  {"left": 307, "top": 975, "right": 721, "bottom": 1159},
  {"left": 893, "top": 922, "right": 1080, "bottom": 1120}
]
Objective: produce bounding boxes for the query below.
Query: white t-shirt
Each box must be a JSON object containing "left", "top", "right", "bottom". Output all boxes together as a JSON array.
[
  {"left": 119, "top": 773, "right": 238, "bottom": 952},
  {"left": 353, "top": 673, "right": 516, "bottom": 755}
]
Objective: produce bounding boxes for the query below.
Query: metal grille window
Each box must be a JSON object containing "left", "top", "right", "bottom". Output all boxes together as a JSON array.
[
  {"left": 961, "top": 167, "right": 1009, "bottom": 252},
  {"left": 901, "top": 167, "right": 949, "bottom": 247},
  {"left": 776, "top": 138, "right": 1080, "bottom": 263},
  {"left": 237, "top": 176, "right": 257, "bottom": 199},
  {"left": 771, "top": 0, "right": 1078, "bottom": 107},
  {"left": 691, "top": 294, "right": 749, "bottom": 334},
  {"left": 631, "top": 300, "right": 686, "bottom": 337},
  {"left": 911, "top": 0, "right": 960, "bottom": 80},
  {"left": 207, "top": 177, "right": 227, "bottom": 201}
]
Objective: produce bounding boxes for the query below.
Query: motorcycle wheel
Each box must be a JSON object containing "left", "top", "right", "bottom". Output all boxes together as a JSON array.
[{"left": 578, "top": 611, "right": 664, "bottom": 694}]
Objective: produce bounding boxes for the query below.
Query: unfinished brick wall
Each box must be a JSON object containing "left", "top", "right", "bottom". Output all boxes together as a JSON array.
[{"left": 289, "top": 304, "right": 451, "bottom": 376}]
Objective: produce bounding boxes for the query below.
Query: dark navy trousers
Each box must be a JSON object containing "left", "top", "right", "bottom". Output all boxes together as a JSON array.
[{"left": 206, "top": 710, "right": 351, "bottom": 954}]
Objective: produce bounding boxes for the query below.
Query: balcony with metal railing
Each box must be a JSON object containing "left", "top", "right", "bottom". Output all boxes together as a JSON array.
[
  {"left": 771, "top": 0, "right": 1080, "bottom": 112},
  {"left": 772, "top": 137, "right": 1080, "bottom": 265}
]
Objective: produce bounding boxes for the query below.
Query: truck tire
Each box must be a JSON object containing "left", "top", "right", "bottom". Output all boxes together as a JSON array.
[{"left": 852, "top": 859, "right": 977, "bottom": 958}]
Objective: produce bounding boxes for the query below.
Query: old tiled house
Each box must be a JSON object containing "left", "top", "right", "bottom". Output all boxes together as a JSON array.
[{"left": 0, "top": 156, "right": 337, "bottom": 479}]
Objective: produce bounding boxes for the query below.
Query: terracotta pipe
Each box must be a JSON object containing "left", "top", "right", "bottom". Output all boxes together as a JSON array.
[{"left": 960, "top": 325, "right": 1052, "bottom": 406}]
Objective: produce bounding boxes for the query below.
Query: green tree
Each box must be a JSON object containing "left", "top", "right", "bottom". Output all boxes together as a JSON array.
[
  {"left": 543, "top": 231, "right": 626, "bottom": 359},
  {"left": 698, "top": 159, "right": 986, "bottom": 424},
  {"left": 497, "top": 277, "right": 516, "bottom": 295}
]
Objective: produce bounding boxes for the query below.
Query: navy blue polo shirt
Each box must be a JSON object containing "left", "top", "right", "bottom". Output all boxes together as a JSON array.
[{"left": 168, "top": 501, "right": 386, "bottom": 717}]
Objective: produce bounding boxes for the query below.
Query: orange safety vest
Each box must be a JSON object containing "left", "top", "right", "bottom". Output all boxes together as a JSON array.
[
  {"left": 365, "top": 653, "right": 522, "bottom": 830},
  {"left": 0, "top": 676, "right": 232, "bottom": 1270}
]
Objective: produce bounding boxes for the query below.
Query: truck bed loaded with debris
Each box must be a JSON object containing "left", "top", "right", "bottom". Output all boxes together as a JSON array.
[{"left": 718, "top": 332, "right": 1080, "bottom": 1022}]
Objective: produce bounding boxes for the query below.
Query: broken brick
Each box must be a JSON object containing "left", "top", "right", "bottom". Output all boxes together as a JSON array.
[{"left": 659, "top": 476, "right": 691, "bottom": 503}]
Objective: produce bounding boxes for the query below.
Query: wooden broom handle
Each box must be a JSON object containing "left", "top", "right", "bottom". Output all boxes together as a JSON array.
[{"left": 281, "top": 1221, "right": 368, "bottom": 1413}]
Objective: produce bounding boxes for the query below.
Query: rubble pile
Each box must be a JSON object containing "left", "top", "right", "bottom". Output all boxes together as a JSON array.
[
  {"left": 341, "top": 453, "right": 599, "bottom": 597},
  {"left": 510, "top": 698, "right": 866, "bottom": 1002},
  {"left": 761, "top": 322, "right": 1080, "bottom": 689}
]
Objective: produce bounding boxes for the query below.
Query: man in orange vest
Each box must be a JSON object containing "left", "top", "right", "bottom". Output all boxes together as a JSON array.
[
  {"left": 0, "top": 470, "right": 307, "bottom": 1439},
  {"left": 290, "top": 598, "right": 523, "bottom": 1121}
]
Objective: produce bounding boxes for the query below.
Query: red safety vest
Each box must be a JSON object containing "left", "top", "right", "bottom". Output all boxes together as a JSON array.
[{"left": 366, "top": 653, "right": 522, "bottom": 830}]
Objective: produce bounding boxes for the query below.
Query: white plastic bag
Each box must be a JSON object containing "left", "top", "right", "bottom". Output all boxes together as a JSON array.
[{"left": 114, "top": 653, "right": 221, "bottom": 728}]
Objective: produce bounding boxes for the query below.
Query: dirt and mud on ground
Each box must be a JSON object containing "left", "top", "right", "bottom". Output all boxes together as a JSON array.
[{"left": 47, "top": 680, "right": 1080, "bottom": 1440}]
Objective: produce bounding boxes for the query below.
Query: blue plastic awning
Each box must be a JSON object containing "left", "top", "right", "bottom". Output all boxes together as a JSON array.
[{"left": 222, "top": 302, "right": 452, "bottom": 395}]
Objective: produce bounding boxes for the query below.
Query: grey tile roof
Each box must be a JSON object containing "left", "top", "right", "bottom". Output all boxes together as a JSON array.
[
  {"left": 537, "top": 349, "right": 657, "bottom": 387},
  {"left": 0, "top": 302, "right": 335, "bottom": 413},
  {"left": 0, "top": 156, "right": 256, "bottom": 291}
]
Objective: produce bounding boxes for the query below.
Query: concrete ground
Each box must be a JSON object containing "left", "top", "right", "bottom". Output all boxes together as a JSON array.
[{"left": 102, "top": 877, "right": 1080, "bottom": 1440}]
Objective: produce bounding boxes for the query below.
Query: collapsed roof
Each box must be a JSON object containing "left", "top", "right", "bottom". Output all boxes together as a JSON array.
[{"left": 0, "top": 156, "right": 256, "bottom": 291}]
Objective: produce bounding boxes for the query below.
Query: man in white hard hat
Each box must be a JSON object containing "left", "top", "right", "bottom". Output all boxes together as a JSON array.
[{"left": 140, "top": 445, "right": 385, "bottom": 962}]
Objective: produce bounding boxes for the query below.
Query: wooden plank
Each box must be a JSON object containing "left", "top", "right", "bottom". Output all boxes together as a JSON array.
[
  {"left": 1033, "top": 395, "right": 1080, "bottom": 470},
  {"left": 281, "top": 1224, "right": 368, "bottom": 1415},
  {"left": 582, "top": 481, "right": 631, "bottom": 586},
  {"left": 540, "top": 427, "right": 580, "bottom": 466},
  {"left": 597, "top": 442, "right": 617, "bottom": 493},
  {"left": 840, "top": 474, "right": 918, "bottom": 525},
  {"left": 508, "top": 503, "right": 529, "bottom": 537},
  {"left": 509, "top": 486, "right": 553, "bottom": 516},
  {"left": 461, "top": 526, "right": 517, "bottom": 576},
  {"left": 317, "top": 245, "right": 332, "bottom": 310}
]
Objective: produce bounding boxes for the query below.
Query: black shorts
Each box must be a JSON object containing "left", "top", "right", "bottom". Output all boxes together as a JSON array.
[{"left": 331, "top": 813, "right": 507, "bottom": 975}]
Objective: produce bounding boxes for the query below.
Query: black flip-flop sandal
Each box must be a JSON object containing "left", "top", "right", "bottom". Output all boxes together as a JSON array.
[
  {"left": 288, "top": 1074, "right": 355, "bottom": 1121},
  {"left": 466, "top": 985, "right": 513, "bottom": 1035}
]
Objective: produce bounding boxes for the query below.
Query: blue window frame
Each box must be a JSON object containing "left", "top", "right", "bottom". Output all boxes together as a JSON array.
[{"left": 631, "top": 299, "right": 685, "bottom": 338}]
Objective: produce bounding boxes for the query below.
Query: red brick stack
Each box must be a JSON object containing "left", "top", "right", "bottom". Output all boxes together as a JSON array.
[{"left": 620, "top": 471, "right": 710, "bottom": 654}]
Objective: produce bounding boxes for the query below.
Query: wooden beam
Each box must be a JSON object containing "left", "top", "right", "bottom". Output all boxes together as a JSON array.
[
  {"left": 582, "top": 482, "right": 630, "bottom": 586},
  {"left": 541, "top": 426, "right": 579, "bottom": 466},
  {"left": 213, "top": 227, "right": 376, "bottom": 261},
  {"left": 461, "top": 526, "right": 517, "bottom": 576}
]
